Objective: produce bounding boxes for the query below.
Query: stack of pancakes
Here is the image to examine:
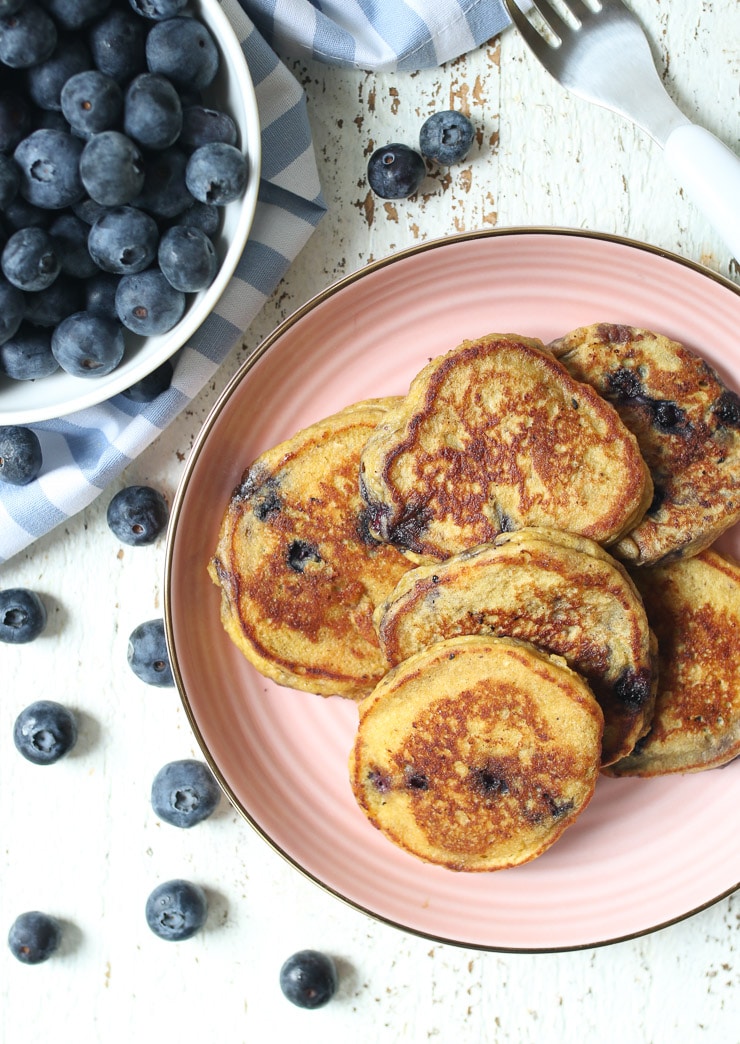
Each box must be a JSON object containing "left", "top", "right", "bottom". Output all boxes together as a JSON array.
[{"left": 210, "top": 327, "right": 740, "bottom": 872}]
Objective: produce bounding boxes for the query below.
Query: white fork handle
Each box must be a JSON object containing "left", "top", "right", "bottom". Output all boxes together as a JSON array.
[{"left": 663, "top": 124, "right": 740, "bottom": 262}]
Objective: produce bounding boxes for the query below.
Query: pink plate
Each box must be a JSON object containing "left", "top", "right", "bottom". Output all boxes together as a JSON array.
[{"left": 164, "top": 228, "right": 740, "bottom": 952}]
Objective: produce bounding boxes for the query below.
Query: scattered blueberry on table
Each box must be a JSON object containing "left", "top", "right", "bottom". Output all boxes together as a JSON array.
[
  {"left": 8, "top": 911, "right": 62, "bottom": 964},
  {"left": 419, "top": 109, "right": 475, "bottom": 165},
  {"left": 13, "top": 699, "right": 78, "bottom": 764},
  {"left": 367, "top": 109, "right": 474, "bottom": 198},
  {"left": 366, "top": 142, "right": 426, "bottom": 200},
  {"left": 145, "top": 879, "right": 208, "bottom": 941},
  {"left": 0, "top": 586, "right": 47, "bottom": 641},
  {"left": 106, "top": 483, "right": 169, "bottom": 545},
  {"left": 127, "top": 617, "right": 174, "bottom": 686},
  {"left": 0, "top": 425, "right": 42, "bottom": 485},
  {"left": 279, "top": 949, "right": 339, "bottom": 1009},
  {"left": 151, "top": 759, "right": 221, "bottom": 828}
]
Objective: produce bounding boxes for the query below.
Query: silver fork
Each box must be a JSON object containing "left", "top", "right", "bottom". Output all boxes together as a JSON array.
[{"left": 503, "top": 0, "right": 740, "bottom": 260}]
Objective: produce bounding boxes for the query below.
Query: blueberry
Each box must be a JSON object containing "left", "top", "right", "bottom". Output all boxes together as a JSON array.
[
  {"left": 41, "top": 0, "right": 112, "bottom": 31},
  {"left": 158, "top": 224, "right": 216, "bottom": 292},
  {"left": 13, "top": 129, "right": 85, "bottom": 210},
  {"left": 128, "top": 0, "right": 187, "bottom": 21},
  {"left": 61, "top": 70, "right": 123, "bottom": 138},
  {"left": 87, "top": 205, "right": 158, "bottom": 274},
  {"left": 714, "top": 390, "right": 740, "bottom": 428},
  {"left": 179, "top": 106, "right": 237, "bottom": 152},
  {"left": 151, "top": 759, "right": 220, "bottom": 828},
  {"left": 279, "top": 950, "right": 338, "bottom": 1009},
  {"left": 106, "top": 483, "right": 168, "bottom": 544},
  {"left": 13, "top": 699, "right": 77, "bottom": 764},
  {"left": 419, "top": 110, "right": 475, "bottom": 165},
  {"left": 79, "top": 131, "right": 145, "bottom": 206},
  {"left": 135, "top": 146, "right": 192, "bottom": 219},
  {"left": 25, "top": 35, "right": 91, "bottom": 111},
  {"left": 51, "top": 310, "right": 124, "bottom": 377},
  {"left": 8, "top": 912, "right": 62, "bottom": 964},
  {"left": 0, "top": 3, "right": 57, "bottom": 68},
  {"left": 145, "top": 880, "right": 207, "bottom": 941},
  {"left": 0, "top": 586, "right": 46, "bottom": 640},
  {"left": 287, "top": 539, "right": 321, "bottom": 572},
  {"left": 120, "top": 356, "right": 172, "bottom": 401},
  {"left": 87, "top": 7, "right": 146, "bottom": 84},
  {"left": 0, "top": 151, "right": 19, "bottom": 208},
  {"left": 367, "top": 143, "right": 426, "bottom": 199},
  {"left": 2, "top": 227, "right": 60, "bottom": 291},
  {"left": 0, "top": 0, "right": 24, "bottom": 15},
  {"left": 185, "top": 142, "right": 248, "bottom": 205},
  {"left": 0, "top": 425, "right": 42, "bottom": 485},
  {"left": 115, "top": 269, "right": 184, "bottom": 335},
  {"left": 123, "top": 72, "right": 182, "bottom": 150},
  {"left": 145, "top": 16, "right": 219, "bottom": 91},
  {"left": 25, "top": 276, "right": 85, "bottom": 327},
  {"left": 1, "top": 324, "right": 58, "bottom": 378},
  {"left": 652, "top": 399, "right": 690, "bottom": 434},
  {"left": 127, "top": 618, "right": 174, "bottom": 686},
  {"left": 0, "top": 275, "right": 24, "bottom": 344}
]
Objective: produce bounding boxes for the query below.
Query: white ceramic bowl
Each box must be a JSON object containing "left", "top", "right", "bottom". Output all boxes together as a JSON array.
[{"left": 0, "top": 0, "right": 261, "bottom": 425}]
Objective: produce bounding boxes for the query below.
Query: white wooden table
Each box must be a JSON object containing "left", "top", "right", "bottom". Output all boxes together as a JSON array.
[{"left": 2, "top": 3, "right": 738, "bottom": 1041}]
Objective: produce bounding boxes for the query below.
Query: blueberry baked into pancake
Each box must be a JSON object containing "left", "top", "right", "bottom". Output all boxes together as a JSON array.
[
  {"left": 349, "top": 634, "right": 603, "bottom": 871},
  {"left": 373, "top": 527, "right": 657, "bottom": 766},
  {"left": 604, "top": 549, "right": 740, "bottom": 777},
  {"left": 359, "top": 333, "right": 653, "bottom": 562},
  {"left": 550, "top": 323, "right": 740, "bottom": 566},
  {"left": 208, "top": 398, "right": 414, "bottom": 699}
]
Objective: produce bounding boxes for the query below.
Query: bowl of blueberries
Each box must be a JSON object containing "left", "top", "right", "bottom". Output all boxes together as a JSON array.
[{"left": 0, "top": 0, "right": 261, "bottom": 424}]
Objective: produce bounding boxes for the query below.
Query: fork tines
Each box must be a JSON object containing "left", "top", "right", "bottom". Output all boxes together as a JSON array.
[{"left": 508, "top": 0, "right": 602, "bottom": 49}]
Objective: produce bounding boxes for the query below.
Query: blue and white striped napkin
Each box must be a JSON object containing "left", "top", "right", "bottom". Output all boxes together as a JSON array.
[{"left": 0, "top": 0, "right": 510, "bottom": 564}]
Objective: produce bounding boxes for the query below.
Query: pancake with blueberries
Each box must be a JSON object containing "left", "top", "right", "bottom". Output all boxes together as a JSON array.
[
  {"left": 550, "top": 323, "right": 740, "bottom": 566},
  {"left": 604, "top": 549, "right": 740, "bottom": 776},
  {"left": 208, "top": 398, "right": 414, "bottom": 699},
  {"left": 349, "top": 634, "right": 603, "bottom": 872},
  {"left": 359, "top": 333, "right": 652, "bottom": 562},
  {"left": 373, "top": 527, "right": 656, "bottom": 766}
]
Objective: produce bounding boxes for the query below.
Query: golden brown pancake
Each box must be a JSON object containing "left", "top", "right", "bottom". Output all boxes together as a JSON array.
[
  {"left": 349, "top": 634, "right": 603, "bottom": 871},
  {"left": 359, "top": 333, "right": 652, "bottom": 561},
  {"left": 550, "top": 323, "right": 740, "bottom": 566},
  {"left": 374, "top": 527, "right": 656, "bottom": 766},
  {"left": 208, "top": 398, "right": 413, "bottom": 699},
  {"left": 604, "top": 548, "right": 740, "bottom": 776}
]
